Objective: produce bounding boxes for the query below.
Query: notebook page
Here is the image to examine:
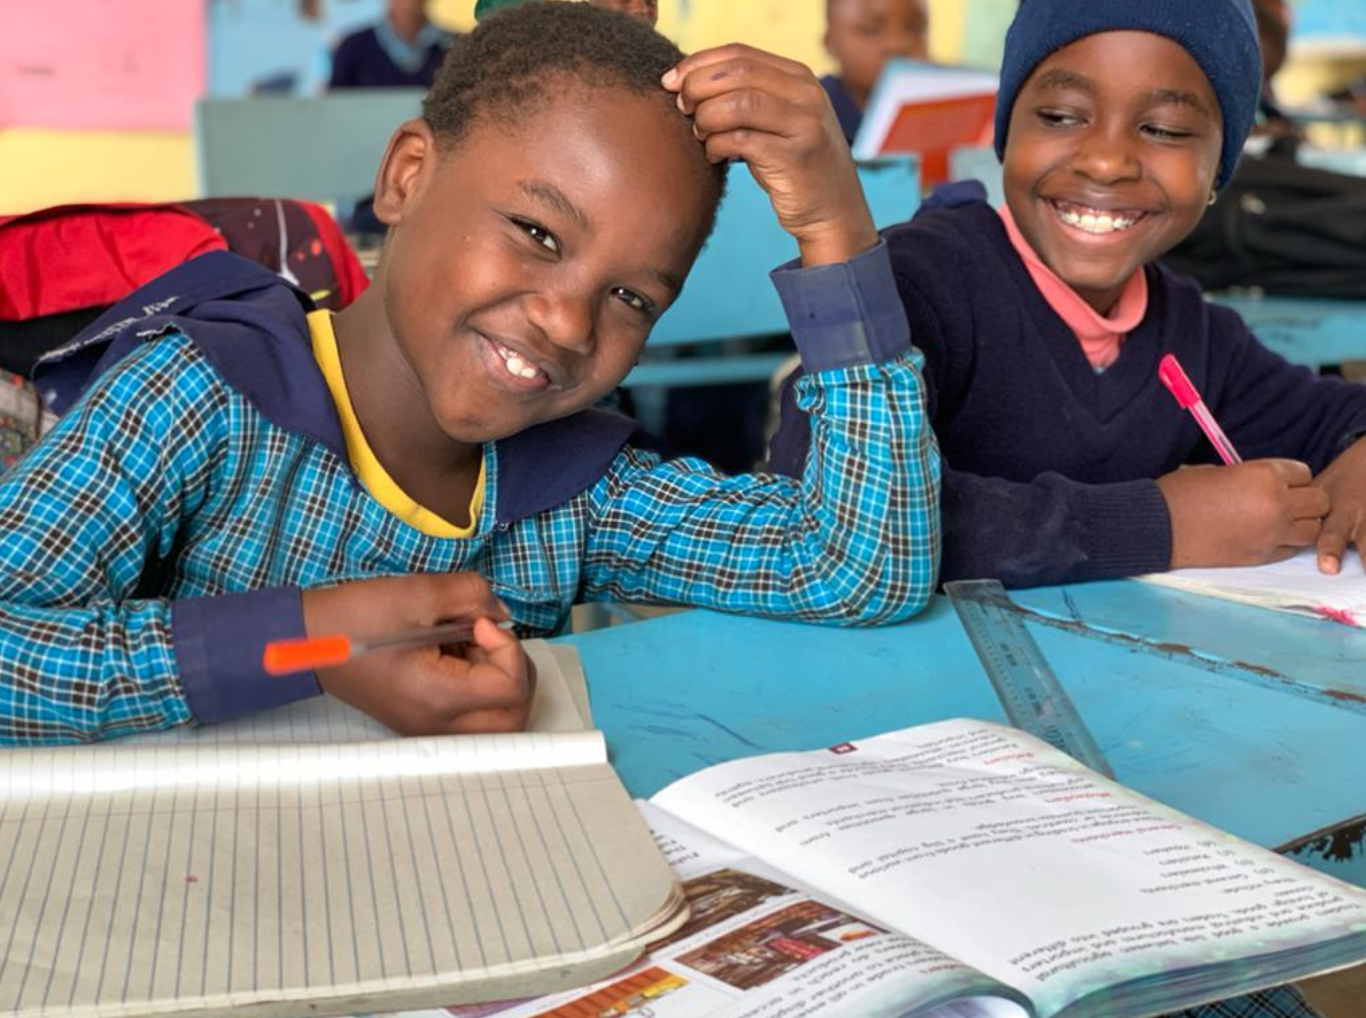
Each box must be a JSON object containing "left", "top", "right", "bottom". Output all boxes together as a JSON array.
[
  {"left": 1141, "top": 549, "right": 1366, "bottom": 626},
  {"left": 125, "top": 640, "right": 589, "bottom": 747},
  {"left": 0, "top": 735, "right": 676, "bottom": 1017}
]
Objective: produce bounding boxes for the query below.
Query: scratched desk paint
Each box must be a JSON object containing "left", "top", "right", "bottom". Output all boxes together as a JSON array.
[{"left": 561, "top": 585, "right": 1363, "bottom": 885}]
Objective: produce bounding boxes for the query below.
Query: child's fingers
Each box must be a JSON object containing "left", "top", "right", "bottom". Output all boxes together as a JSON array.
[
  {"left": 1287, "top": 484, "right": 1330, "bottom": 520},
  {"left": 1317, "top": 508, "right": 1364, "bottom": 573},
  {"left": 1264, "top": 458, "right": 1314, "bottom": 487},
  {"left": 429, "top": 572, "right": 511, "bottom": 624},
  {"left": 1287, "top": 517, "right": 1323, "bottom": 547},
  {"left": 427, "top": 651, "right": 532, "bottom": 716},
  {"left": 663, "top": 44, "right": 810, "bottom": 94},
  {"left": 699, "top": 128, "right": 782, "bottom": 167},
  {"left": 691, "top": 88, "right": 810, "bottom": 142},
  {"left": 674, "top": 58, "right": 816, "bottom": 117},
  {"left": 1317, "top": 522, "right": 1349, "bottom": 573}
]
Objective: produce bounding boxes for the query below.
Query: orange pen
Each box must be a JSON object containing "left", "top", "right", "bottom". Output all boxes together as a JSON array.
[{"left": 263, "top": 619, "right": 515, "bottom": 677}]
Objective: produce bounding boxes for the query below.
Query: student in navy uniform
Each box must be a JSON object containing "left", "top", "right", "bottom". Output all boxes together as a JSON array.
[
  {"left": 772, "top": 0, "right": 1366, "bottom": 594},
  {"left": 0, "top": 4, "right": 938, "bottom": 743},
  {"left": 820, "top": 0, "right": 929, "bottom": 144},
  {"left": 329, "top": 0, "right": 453, "bottom": 90}
]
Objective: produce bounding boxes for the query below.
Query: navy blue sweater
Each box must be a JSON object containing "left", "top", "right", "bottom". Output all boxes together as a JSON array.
[{"left": 771, "top": 195, "right": 1366, "bottom": 588}]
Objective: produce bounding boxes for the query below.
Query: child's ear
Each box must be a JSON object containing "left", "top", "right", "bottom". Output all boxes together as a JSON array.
[{"left": 371, "top": 119, "right": 439, "bottom": 227}]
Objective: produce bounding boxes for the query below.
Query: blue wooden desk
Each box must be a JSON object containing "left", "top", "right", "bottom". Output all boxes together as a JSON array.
[
  {"left": 560, "top": 583, "right": 1363, "bottom": 885},
  {"left": 1209, "top": 293, "right": 1366, "bottom": 369}
]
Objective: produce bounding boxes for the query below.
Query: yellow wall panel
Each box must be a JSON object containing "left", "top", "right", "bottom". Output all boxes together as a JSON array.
[{"left": 0, "top": 130, "right": 194, "bottom": 215}]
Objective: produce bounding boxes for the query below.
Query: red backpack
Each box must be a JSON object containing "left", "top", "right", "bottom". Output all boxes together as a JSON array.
[{"left": 0, "top": 198, "right": 370, "bottom": 468}]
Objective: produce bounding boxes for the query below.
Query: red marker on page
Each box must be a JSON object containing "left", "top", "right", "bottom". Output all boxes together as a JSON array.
[{"left": 1158, "top": 354, "right": 1242, "bottom": 466}]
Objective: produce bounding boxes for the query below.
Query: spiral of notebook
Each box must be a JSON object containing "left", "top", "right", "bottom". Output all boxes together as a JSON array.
[{"left": 1141, "top": 548, "right": 1366, "bottom": 627}]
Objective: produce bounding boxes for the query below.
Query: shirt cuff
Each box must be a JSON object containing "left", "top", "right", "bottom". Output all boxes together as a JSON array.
[
  {"left": 770, "top": 239, "right": 910, "bottom": 374},
  {"left": 172, "top": 587, "right": 321, "bottom": 725}
]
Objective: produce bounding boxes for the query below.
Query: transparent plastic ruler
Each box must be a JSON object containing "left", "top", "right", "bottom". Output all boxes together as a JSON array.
[{"left": 945, "top": 579, "right": 1114, "bottom": 778}]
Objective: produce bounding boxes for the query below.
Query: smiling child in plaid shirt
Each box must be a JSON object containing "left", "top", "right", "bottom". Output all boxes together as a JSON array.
[{"left": 0, "top": 4, "right": 938, "bottom": 743}]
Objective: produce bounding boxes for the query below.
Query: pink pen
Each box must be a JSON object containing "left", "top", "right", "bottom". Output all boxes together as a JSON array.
[{"left": 1158, "top": 354, "right": 1242, "bottom": 465}]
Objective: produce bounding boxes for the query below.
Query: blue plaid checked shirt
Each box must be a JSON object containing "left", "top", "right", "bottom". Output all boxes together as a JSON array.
[{"left": 0, "top": 243, "right": 939, "bottom": 742}]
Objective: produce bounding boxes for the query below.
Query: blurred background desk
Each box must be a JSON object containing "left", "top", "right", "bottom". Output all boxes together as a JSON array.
[
  {"left": 1210, "top": 293, "right": 1366, "bottom": 369},
  {"left": 561, "top": 581, "right": 1365, "bottom": 889}
]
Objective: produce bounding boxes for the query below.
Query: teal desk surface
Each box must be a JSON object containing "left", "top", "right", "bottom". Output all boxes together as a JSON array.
[
  {"left": 561, "top": 583, "right": 1362, "bottom": 880},
  {"left": 1211, "top": 292, "right": 1366, "bottom": 368}
]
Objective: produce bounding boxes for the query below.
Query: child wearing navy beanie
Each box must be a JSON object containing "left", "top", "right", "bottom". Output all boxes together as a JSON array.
[
  {"left": 993, "top": 0, "right": 1262, "bottom": 188},
  {"left": 772, "top": 0, "right": 1366, "bottom": 606}
]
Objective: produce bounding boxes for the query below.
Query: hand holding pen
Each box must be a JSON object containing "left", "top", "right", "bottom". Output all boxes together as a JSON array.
[
  {"left": 1156, "top": 355, "right": 1329, "bottom": 570},
  {"left": 295, "top": 573, "right": 535, "bottom": 736}
]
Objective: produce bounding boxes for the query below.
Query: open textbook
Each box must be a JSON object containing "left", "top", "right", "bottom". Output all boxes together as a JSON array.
[
  {"left": 1142, "top": 548, "right": 1366, "bottom": 627},
  {"left": 851, "top": 59, "right": 998, "bottom": 186},
  {"left": 0, "top": 643, "right": 687, "bottom": 1018},
  {"left": 397, "top": 719, "right": 1366, "bottom": 1018}
]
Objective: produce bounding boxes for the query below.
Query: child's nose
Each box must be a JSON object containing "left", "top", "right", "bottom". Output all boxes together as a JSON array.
[
  {"left": 1070, "top": 126, "right": 1142, "bottom": 185},
  {"left": 526, "top": 291, "right": 595, "bottom": 355}
]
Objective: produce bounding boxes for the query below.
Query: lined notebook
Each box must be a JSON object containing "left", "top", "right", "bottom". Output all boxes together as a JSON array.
[
  {"left": 1141, "top": 549, "right": 1366, "bottom": 627},
  {"left": 0, "top": 643, "right": 686, "bottom": 1018}
]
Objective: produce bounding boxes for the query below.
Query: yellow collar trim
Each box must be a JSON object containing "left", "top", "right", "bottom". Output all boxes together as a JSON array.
[{"left": 308, "top": 310, "right": 483, "bottom": 539}]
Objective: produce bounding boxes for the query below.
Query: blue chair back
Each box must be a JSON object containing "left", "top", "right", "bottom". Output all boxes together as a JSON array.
[
  {"left": 194, "top": 90, "right": 424, "bottom": 201},
  {"left": 651, "top": 157, "right": 920, "bottom": 347}
]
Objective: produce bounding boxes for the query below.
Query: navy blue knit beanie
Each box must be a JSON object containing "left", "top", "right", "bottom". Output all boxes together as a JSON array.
[{"left": 993, "top": 0, "right": 1262, "bottom": 188}]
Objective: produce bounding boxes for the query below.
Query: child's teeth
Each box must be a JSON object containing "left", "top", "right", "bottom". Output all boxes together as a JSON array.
[
  {"left": 491, "top": 339, "right": 545, "bottom": 381},
  {"left": 1057, "top": 204, "right": 1137, "bottom": 234}
]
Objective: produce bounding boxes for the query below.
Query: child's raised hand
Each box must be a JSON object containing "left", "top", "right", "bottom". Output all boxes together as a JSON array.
[
  {"left": 1156, "top": 460, "right": 1330, "bottom": 569},
  {"left": 300, "top": 573, "right": 536, "bottom": 736},
  {"left": 1312, "top": 437, "right": 1366, "bottom": 574},
  {"left": 663, "top": 44, "right": 878, "bottom": 267}
]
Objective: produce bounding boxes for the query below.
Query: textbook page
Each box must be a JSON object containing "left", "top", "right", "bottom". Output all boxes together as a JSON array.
[
  {"left": 129, "top": 640, "right": 591, "bottom": 745},
  {"left": 0, "top": 725, "right": 683, "bottom": 1017},
  {"left": 400, "top": 803, "right": 1029, "bottom": 1018},
  {"left": 651, "top": 720, "right": 1366, "bottom": 1018},
  {"left": 1140, "top": 549, "right": 1366, "bottom": 627}
]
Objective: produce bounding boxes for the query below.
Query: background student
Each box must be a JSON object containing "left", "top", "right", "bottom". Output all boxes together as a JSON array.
[
  {"left": 472, "top": 0, "right": 658, "bottom": 25},
  {"left": 0, "top": 4, "right": 938, "bottom": 744},
  {"left": 772, "top": 0, "right": 1366, "bottom": 593},
  {"left": 328, "top": 0, "right": 453, "bottom": 90},
  {"left": 820, "top": 0, "right": 930, "bottom": 144}
]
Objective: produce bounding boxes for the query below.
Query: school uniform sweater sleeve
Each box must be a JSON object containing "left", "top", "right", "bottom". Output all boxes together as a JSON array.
[
  {"left": 580, "top": 240, "right": 940, "bottom": 624},
  {"left": 0, "top": 337, "right": 317, "bottom": 742},
  {"left": 1200, "top": 302, "right": 1366, "bottom": 470}
]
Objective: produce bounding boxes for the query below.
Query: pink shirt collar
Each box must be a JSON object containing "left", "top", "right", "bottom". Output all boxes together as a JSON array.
[{"left": 997, "top": 204, "right": 1148, "bottom": 371}]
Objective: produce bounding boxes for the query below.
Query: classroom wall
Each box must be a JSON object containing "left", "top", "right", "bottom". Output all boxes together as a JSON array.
[{"left": 3, "top": 0, "right": 1363, "bottom": 215}]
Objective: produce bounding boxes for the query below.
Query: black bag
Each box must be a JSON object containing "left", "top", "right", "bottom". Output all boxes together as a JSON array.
[{"left": 1163, "top": 154, "right": 1366, "bottom": 298}]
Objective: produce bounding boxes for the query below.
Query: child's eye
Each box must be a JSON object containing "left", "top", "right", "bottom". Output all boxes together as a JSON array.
[
  {"left": 612, "top": 287, "right": 657, "bottom": 317},
  {"left": 512, "top": 218, "right": 560, "bottom": 254},
  {"left": 1038, "top": 108, "right": 1083, "bottom": 128},
  {"left": 1143, "top": 124, "right": 1194, "bottom": 142}
]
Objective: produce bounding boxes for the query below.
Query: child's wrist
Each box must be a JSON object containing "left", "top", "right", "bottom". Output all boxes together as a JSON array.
[{"left": 794, "top": 216, "right": 879, "bottom": 268}]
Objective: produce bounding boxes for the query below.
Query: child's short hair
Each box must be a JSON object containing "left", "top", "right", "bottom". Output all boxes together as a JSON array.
[
  {"left": 993, "top": 0, "right": 1262, "bottom": 188},
  {"left": 424, "top": 2, "right": 726, "bottom": 230}
]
